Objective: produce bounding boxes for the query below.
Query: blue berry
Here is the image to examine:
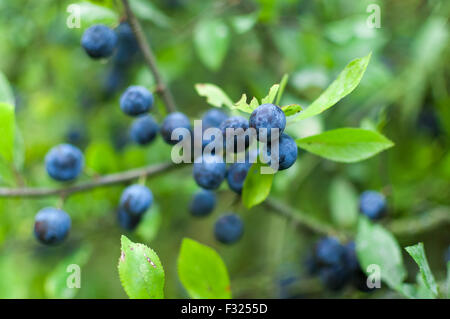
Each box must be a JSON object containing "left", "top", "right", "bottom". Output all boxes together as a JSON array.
[
  {"left": 315, "top": 237, "right": 347, "bottom": 266},
  {"left": 130, "top": 115, "right": 159, "bottom": 145},
  {"left": 226, "top": 162, "right": 252, "bottom": 194},
  {"left": 318, "top": 263, "right": 351, "bottom": 291},
  {"left": 103, "top": 66, "right": 126, "bottom": 98},
  {"left": 359, "top": 190, "right": 387, "bottom": 220},
  {"left": 160, "top": 112, "right": 191, "bottom": 145},
  {"left": 193, "top": 155, "right": 226, "bottom": 190},
  {"left": 120, "top": 85, "right": 154, "bottom": 116},
  {"left": 202, "top": 109, "right": 228, "bottom": 130},
  {"left": 214, "top": 213, "right": 244, "bottom": 244},
  {"left": 220, "top": 116, "right": 250, "bottom": 153},
  {"left": 267, "top": 133, "right": 298, "bottom": 171},
  {"left": 117, "top": 208, "right": 142, "bottom": 231},
  {"left": 45, "top": 144, "right": 84, "bottom": 181},
  {"left": 81, "top": 24, "right": 117, "bottom": 59},
  {"left": 249, "top": 103, "right": 286, "bottom": 141},
  {"left": 34, "top": 207, "right": 71, "bottom": 245},
  {"left": 113, "top": 22, "right": 139, "bottom": 66},
  {"left": 120, "top": 184, "right": 153, "bottom": 216},
  {"left": 189, "top": 190, "right": 216, "bottom": 217}
]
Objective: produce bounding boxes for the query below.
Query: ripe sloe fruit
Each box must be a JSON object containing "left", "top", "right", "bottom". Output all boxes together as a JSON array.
[
  {"left": 160, "top": 112, "right": 191, "bottom": 145},
  {"left": 120, "top": 184, "right": 153, "bottom": 216},
  {"left": 117, "top": 208, "right": 142, "bottom": 231},
  {"left": 193, "top": 155, "right": 226, "bottom": 190},
  {"left": 45, "top": 144, "right": 84, "bottom": 181},
  {"left": 120, "top": 85, "right": 154, "bottom": 116},
  {"left": 81, "top": 24, "right": 117, "bottom": 59},
  {"left": 113, "top": 22, "right": 139, "bottom": 66},
  {"left": 226, "top": 161, "right": 252, "bottom": 194},
  {"left": 268, "top": 133, "right": 298, "bottom": 171},
  {"left": 214, "top": 213, "right": 244, "bottom": 244},
  {"left": 189, "top": 190, "right": 216, "bottom": 217},
  {"left": 249, "top": 103, "right": 286, "bottom": 141},
  {"left": 220, "top": 116, "right": 250, "bottom": 153},
  {"left": 34, "top": 207, "right": 71, "bottom": 245},
  {"left": 202, "top": 109, "right": 228, "bottom": 130},
  {"left": 130, "top": 115, "right": 159, "bottom": 145},
  {"left": 359, "top": 190, "right": 387, "bottom": 220}
]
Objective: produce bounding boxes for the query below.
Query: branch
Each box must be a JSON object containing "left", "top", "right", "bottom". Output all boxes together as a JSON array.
[
  {"left": 0, "top": 162, "right": 178, "bottom": 198},
  {"left": 264, "top": 197, "right": 350, "bottom": 240},
  {"left": 121, "top": 0, "right": 177, "bottom": 113}
]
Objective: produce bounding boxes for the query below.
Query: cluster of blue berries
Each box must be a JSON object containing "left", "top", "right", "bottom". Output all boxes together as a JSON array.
[
  {"left": 118, "top": 184, "right": 153, "bottom": 231},
  {"left": 306, "top": 237, "right": 374, "bottom": 292}
]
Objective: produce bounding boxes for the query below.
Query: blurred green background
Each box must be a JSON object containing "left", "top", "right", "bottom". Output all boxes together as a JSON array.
[{"left": 0, "top": 0, "right": 449, "bottom": 298}]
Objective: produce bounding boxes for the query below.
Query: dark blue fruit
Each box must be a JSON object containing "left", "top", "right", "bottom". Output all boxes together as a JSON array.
[
  {"left": 34, "top": 207, "right": 71, "bottom": 245},
  {"left": 268, "top": 133, "right": 298, "bottom": 171},
  {"left": 220, "top": 116, "right": 251, "bottom": 153},
  {"left": 189, "top": 190, "right": 216, "bottom": 217},
  {"left": 120, "top": 85, "right": 154, "bottom": 116},
  {"left": 120, "top": 184, "right": 153, "bottom": 216},
  {"left": 130, "top": 115, "right": 159, "bottom": 145},
  {"left": 113, "top": 22, "right": 139, "bottom": 66},
  {"left": 249, "top": 103, "right": 286, "bottom": 141},
  {"left": 318, "top": 263, "right": 351, "bottom": 291},
  {"left": 445, "top": 246, "right": 450, "bottom": 264},
  {"left": 81, "top": 24, "right": 117, "bottom": 59},
  {"left": 315, "top": 237, "right": 346, "bottom": 266},
  {"left": 214, "top": 213, "right": 244, "bottom": 244},
  {"left": 160, "top": 112, "right": 191, "bottom": 145},
  {"left": 359, "top": 190, "right": 387, "bottom": 220},
  {"left": 103, "top": 66, "right": 126, "bottom": 98},
  {"left": 117, "top": 207, "right": 142, "bottom": 231},
  {"left": 202, "top": 109, "right": 228, "bottom": 130},
  {"left": 226, "top": 162, "right": 252, "bottom": 194},
  {"left": 45, "top": 144, "right": 84, "bottom": 181},
  {"left": 193, "top": 155, "right": 226, "bottom": 190}
]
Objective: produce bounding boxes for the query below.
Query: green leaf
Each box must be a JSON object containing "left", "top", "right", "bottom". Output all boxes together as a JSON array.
[
  {"left": 194, "top": 19, "right": 230, "bottom": 71},
  {"left": 249, "top": 97, "right": 259, "bottom": 109},
  {"left": 276, "top": 74, "right": 289, "bottom": 105},
  {"left": 447, "top": 262, "right": 450, "bottom": 299},
  {"left": 261, "top": 84, "right": 280, "bottom": 104},
  {"left": 230, "top": 12, "right": 258, "bottom": 34},
  {"left": 85, "top": 141, "right": 119, "bottom": 174},
  {"left": 136, "top": 204, "right": 162, "bottom": 242},
  {"left": 45, "top": 245, "right": 92, "bottom": 299},
  {"left": 78, "top": 1, "right": 118, "bottom": 27},
  {"left": 296, "top": 128, "right": 394, "bottom": 163},
  {"left": 242, "top": 162, "right": 274, "bottom": 209},
  {"left": 356, "top": 216, "right": 407, "bottom": 290},
  {"left": 233, "top": 94, "right": 256, "bottom": 113},
  {"left": 13, "top": 124, "right": 25, "bottom": 171},
  {"left": 293, "top": 53, "right": 372, "bottom": 121},
  {"left": 405, "top": 243, "right": 439, "bottom": 298},
  {"left": 195, "top": 83, "right": 234, "bottom": 108},
  {"left": 281, "top": 104, "right": 302, "bottom": 116},
  {"left": 0, "top": 72, "right": 14, "bottom": 105},
  {"left": 129, "top": 0, "right": 171, "bottom": 28},
  {"left": 329, "top": 177, "right": 358, "bottom": 228},
  {"left": 0, "top": 102, "right": 15, "bottom": 163},
  {"left": 118, "top": 235, "right": 165, "bottom": 299},
  {"left": 177, "top": 238, "right": 231, "bottom": 299}
]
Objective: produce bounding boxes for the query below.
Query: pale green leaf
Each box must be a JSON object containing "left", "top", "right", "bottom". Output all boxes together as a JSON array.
[
  {"left": 178, "top": 238, "right": 231, "bottom": 299},
  {"left": 294, "top": 53, "right": 372, "bottom": 121},
  {"left": 296, "top": 128, "right": 394, "bottom": 163},
  {"left": 249, "top": 97, "right": 259, "bottom": 109},
  {"left": 118, "top": 235, "right": 165, "bottom": 299},
  {"left": 242, "top": 162, "right": 274, "bottom": 209},
  {"left": 405, "top": 243, "right": 439, "bottom": 298},
  {"left": 129, "top": 0, "right": 171, "bottom": 28},
  {"left": 45, "top": 245, "right": 92, "bottom": 299},
  {"left": 261, "top": 84, "right": 280, "bottom": 104},
  {"left": 194, "top": 19, "right": 230, "bottom": 71},
  {"left": 356, "top": 216, "right": 407, "bottom": 290},
  {"left": 329, "top": 177, "right": 358, "bottom": 228},
  {"left": 78, "top": 1, "right": 118, "bottom": 28},
  {"left": 136, "top": 204, "right": 162, "bottom": 242},
  {"left": 195, "top": 83, "right": 233, "bottom": 108},
  {"left": 230, "top": 12, "right": 258, "bottom": 34},
  {"left": 233, "top": 94, "right": 256, "bottom": 113}
]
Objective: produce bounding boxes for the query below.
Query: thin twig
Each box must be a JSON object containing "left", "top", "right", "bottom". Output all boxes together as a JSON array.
[
  {"left": 0, "top": 162, "right": 178, "bottom": 198},
  {"left": 121, "top": 0, "right": 177, "bottom": 113}
]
